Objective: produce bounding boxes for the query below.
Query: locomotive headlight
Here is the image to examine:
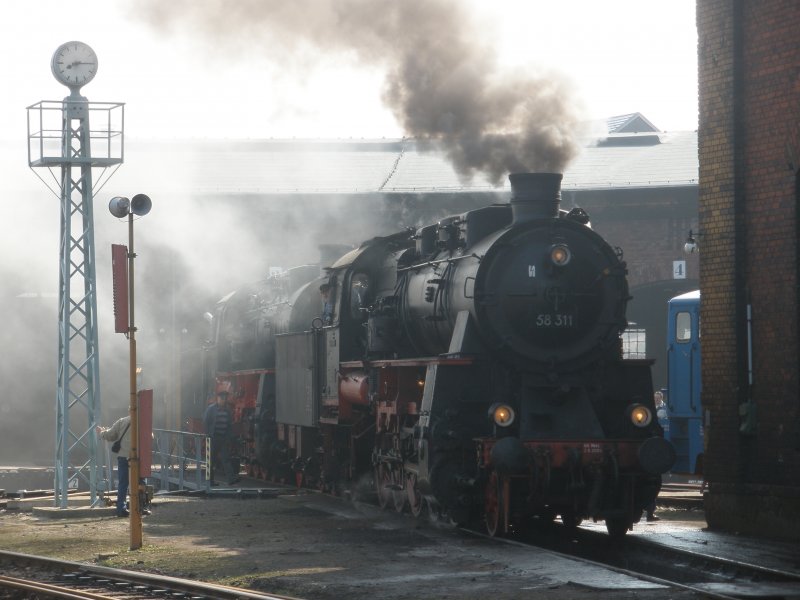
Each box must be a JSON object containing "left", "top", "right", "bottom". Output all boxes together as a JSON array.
[
  {"left": 549, "top": 244, "right": 572, "bottom": 267},
  {"left": 489, "top": 403, "right": 516, "bottom": 427},
  {"left": 628, "top": 404, "right": 653, "bottom": 428}
]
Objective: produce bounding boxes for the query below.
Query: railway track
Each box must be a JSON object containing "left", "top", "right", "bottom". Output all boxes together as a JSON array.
[
  {"left": 460, "top": 519, "right": 800, "bottom": 600},
  {"left": 0, "top": 550, "right": 297, "bottom": 600},
  {"left": 349, "top": 479, "right": 797, "bottom": 599},
  {"left": 239, "top": 477, "right": 793, "bottom": 600},
  {"left": 2, "top": 479, "right": 793, "bottom": 599}
]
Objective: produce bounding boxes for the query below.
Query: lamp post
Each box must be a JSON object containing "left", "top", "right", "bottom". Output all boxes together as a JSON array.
[
  {"left": 684, "top": 229, "right": 701, "bottom": 254},
  {"left": 109, "top": 193, "right": 151, "bottom": 550}
]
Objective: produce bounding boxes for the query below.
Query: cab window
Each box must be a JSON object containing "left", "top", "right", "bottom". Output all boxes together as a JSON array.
[
  {"left": 676, "top": 311, "right": 692, "bottom": 342},
  {"left": 350, "top": 273, "right": 370, "bottom": 320}
]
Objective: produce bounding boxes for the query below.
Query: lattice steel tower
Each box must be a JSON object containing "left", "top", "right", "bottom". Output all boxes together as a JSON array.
[{"left": 27, "top": 41, "right": 124, "bottom": 508}]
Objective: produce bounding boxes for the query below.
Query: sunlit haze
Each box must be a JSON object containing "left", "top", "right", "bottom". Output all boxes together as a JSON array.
[
  {"left": 0, "top": 0, "right": 698, "bottom": 463},
  {"left": 1, "top": 0, "right": 697, "bottom": 141}
]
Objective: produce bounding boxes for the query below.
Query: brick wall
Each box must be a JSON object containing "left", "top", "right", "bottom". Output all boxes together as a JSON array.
[
  {"left": 574, "top": 188, "right": 699, "bottom": 288},
  {"left": 575, "top": 190, "right": 699, "bottom": 389},
  {"left": 595, "top": 215, "right": 699, "bottom": 289},
  {"left": 698, "top": 0, "right": 800, "bottom": 539},
  {"left": 697, "top": 0, "right": 740, "bottom": 485},
  {"left": 741, "top": 0, "right": 800, "bottom": 486}
]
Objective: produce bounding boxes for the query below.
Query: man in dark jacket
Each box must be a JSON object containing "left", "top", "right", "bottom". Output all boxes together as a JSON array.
[{"left": 203, "top": 392, "right": 239, "bottom": 485}]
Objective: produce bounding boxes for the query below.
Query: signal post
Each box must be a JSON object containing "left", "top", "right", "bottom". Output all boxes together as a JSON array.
[{"left": 110, "top": 194, "right": 152, "bottom": 550}]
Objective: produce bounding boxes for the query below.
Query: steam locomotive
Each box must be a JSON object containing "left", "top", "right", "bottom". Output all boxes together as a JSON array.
[{"left": 199, "top": 172, "right": 675, "bottom": 537}]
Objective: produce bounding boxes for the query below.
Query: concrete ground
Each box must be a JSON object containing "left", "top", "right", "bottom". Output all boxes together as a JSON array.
[{"left": 2, "top": 468, "right": 797, "bottom": 600}]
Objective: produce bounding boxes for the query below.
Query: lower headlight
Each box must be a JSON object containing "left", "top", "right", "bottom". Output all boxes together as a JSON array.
[
  {"left": 628, "top": 404, "right": 653, "bottom": 427},
  {"left": 489, "top": 403, "right": 516, "bottom": 427}
]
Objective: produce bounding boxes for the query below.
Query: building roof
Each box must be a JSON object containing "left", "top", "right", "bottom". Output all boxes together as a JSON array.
[
  {"left": 565, "top": 130, "right": 698, "bottom": 191},
  {"left": 10, "top": 115, "right": 698, "bottom": 197},
  {"left": 105, "top": 129, "right": 697, "bottom": 196},
  {"left": 606, "top": 112, "right": 660, "bottom": 133}
]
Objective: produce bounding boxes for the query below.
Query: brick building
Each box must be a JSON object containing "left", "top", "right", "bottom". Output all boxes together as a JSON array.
[{"left": 698, "top": 0, "right": 800, "bottom": 539}]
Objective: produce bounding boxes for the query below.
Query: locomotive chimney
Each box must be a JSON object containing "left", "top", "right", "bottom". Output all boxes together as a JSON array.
[{"left": 509, "top": 172, "right": 562, "bottom": 225}]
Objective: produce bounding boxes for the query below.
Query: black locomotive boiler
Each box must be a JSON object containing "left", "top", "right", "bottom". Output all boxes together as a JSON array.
[{"left": 202, "top": 172, "right": 675, "bottom": 537}]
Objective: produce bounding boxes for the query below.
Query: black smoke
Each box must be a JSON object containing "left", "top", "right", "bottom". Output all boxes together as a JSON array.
[{"left": 129, "top": 0, "right": 584, "bottom": 183}]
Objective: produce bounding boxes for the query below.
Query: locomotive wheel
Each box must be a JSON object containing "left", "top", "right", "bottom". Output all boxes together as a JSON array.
[
  {"left": 376, "top": 465, "right": 392, "bottom": 509},
  {"left": 426, "top": 499, "right": 443, "bottom": 524},
  {"left": 484, "top": 471, "right": 504, "bottom": 537},
  {"left": 560, "top": 508, "right": 583, "bottom": 530},
  {"left": 605, "top": 517, "right": 630, "bottom": 539},
  {"left": 392, "top": 470, "right": 407, "bottom": 513},
  {"left": 540, "top": 507, "right": 558, "bottom": 522},
  {"left": 407, "top": 473, "right": 424, "bottom": 517}
]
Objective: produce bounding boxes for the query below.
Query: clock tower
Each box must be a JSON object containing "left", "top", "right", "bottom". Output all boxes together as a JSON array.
[{"left": 27, "top": 42, "right": 124, "bottom": 509}]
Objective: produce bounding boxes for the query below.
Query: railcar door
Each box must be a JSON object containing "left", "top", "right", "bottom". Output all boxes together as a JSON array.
[{"left": 666, "top": 291, "right": 702, "bottom": 474}]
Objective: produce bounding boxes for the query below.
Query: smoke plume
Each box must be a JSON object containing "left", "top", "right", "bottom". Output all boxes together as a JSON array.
[
  {"left": 0, "top": 0, "right": 587, "bottom": 468},
  {"left": 130, "top": 0, "right": 583, "bottom": 183}
]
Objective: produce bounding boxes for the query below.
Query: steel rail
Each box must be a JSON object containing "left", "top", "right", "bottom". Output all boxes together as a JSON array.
[
  {"left": 456, "top": 516, "right": 800, "bottom": 600},
  {"left": 622, "top": 532, "right": 800, "bottom": 584},
  {"left": 0, "top": 573, "right": 112, "bottom": 599},
  {"left": 460, "top": 527, "right": 744, "bottom": 600},
  {"left": 0, "top": 549, "right": 299, "bottom": 600}
]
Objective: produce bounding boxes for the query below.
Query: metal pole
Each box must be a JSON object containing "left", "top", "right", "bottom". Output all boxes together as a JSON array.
[{"left": 128, "top": 212, "right": 143, "bottom": 549}]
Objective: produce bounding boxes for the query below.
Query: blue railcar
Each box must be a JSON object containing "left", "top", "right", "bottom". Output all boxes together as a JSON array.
[{"left": 665, "top": 290, "right": 703, "bottom": 475}]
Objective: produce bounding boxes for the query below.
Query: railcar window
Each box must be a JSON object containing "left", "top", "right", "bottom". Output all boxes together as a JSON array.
[{"left": 676, "top": 311, "right": 692, "bottom": 342}]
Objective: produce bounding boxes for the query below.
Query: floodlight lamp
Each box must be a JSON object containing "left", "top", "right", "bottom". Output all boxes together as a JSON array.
[
  {"left": 109, "top": 196, "right": 130, "bottom": 218},
  {"left": 130, "top": 194, "right": 152, "bottom": 216}
]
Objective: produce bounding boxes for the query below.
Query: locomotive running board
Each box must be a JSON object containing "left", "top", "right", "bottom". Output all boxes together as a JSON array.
[{"left": 340, "top": 356, "right": 476, "bottom": 368}]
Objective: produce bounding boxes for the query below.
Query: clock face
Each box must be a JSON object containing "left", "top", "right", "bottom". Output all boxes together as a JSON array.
[{"left": 51, "top": 41, "right": 98, "bottom": 89}]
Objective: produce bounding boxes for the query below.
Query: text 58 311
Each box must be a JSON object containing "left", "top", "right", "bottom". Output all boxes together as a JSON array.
[{"left": 535, "top": 314, "right": 575, "bottom": 327}]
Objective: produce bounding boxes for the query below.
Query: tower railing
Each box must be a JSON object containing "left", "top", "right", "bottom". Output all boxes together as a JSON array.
[{"left": 28, "top": 100, "right": 124, "bottom": 194}]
